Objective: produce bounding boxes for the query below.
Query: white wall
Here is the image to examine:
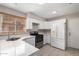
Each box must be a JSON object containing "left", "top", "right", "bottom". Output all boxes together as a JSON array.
[{"left": 67, "top": 14, "right": 79, "bottom": 49}]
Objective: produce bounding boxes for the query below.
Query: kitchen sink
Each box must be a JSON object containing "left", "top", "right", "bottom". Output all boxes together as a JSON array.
[{"left": 7, "top": 37, "right": 20, "bottom": 41}]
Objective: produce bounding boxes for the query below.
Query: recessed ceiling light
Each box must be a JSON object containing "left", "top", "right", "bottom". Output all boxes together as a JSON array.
[{"left": 52, "top": 11, "right": 57, "bottom": 14}]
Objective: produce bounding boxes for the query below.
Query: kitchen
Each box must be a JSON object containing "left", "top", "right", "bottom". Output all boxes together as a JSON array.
[{"left": 0, "top": 3, "right": 79, "bottom": 56}]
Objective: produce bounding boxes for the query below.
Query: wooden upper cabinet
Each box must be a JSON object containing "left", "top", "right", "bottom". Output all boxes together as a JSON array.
[
  {"left": 2, "top": 14, "right": 15, "bottom": 33},
  {"left": 3, "top": 15, "right": 15, "bottom": 23},
  {"left": 16, "top": 17, "right": 25, "bottom": 33},
  {"left": 0, "top": 12, "right": 26, "bottom": 35}
]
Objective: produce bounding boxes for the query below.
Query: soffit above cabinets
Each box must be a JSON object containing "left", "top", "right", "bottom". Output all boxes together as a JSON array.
[{"left": 0, "top": 3, "right": 79, "bottom": 19}]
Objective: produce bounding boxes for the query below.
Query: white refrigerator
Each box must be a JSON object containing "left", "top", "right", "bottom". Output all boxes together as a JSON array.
[{"left": 50, "top": 19, "right": 67, "bottom": 50}]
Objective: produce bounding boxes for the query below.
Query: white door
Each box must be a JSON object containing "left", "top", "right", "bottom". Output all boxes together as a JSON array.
[
  {"left": 68, "top": 18, "right": 79, "bottom": 49},
  {"left": 51, "top": 20, "right": 66, "bottom": 50}
]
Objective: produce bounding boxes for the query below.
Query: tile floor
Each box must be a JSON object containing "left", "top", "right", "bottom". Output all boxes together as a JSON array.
[{"left": 30, "top": 44, "right": 79, "bottom": 56}]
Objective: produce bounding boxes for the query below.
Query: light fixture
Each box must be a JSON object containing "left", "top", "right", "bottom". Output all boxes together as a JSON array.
[{"left": 52, "top": 11, "right": 57, "bottom": 14}]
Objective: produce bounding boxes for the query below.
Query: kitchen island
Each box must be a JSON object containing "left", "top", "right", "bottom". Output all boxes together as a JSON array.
[{"left": 0, "top": 36, "right": 39, "bottom": 56}]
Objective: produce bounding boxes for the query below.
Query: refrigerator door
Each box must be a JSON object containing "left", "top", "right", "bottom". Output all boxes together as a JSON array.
[{"left": 51, "top": 19, "right": 66, "bottom": 50}]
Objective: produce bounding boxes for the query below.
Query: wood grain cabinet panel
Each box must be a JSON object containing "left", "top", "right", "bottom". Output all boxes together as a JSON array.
[
  {"left": 16, "top": 17, "right": 25, "bottom": 33},
  {"left": 2, "top": 15, "right": 15, "bottom": 34},
  {"left": 0, "top": 13, "right": 25, "bottom": 35}
]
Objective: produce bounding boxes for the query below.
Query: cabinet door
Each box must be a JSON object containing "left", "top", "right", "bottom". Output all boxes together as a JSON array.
[
  {"left": 44, "top": 34, "right": 51, "bottom": 44},
  {"left": 2, "top": 15, "right": 15, "bottom": 34},
  {"left": 0, "top": 14, "right": 3, "bottom": 32},
  {"left": 16, "top": 18, "right": 25, "bottom": 33}
]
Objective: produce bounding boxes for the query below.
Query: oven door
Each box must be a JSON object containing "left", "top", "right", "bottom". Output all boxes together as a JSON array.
[{"left": 35, "top": 35, "right": 43, "bottom": 43}]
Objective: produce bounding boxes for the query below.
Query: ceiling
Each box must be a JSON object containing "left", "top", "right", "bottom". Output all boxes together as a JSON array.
[{"left": 0, "top": 3, "right": 79, "bottom": 19}]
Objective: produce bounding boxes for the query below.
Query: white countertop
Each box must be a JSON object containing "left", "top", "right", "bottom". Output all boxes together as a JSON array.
[
  {"left": 25, "top": 42, "right": 39, "bottom": 56},
  {"left": 0, "top": 35, "right": 39, "bottom": 56},
  {"left": 18, "top": 35, "right": 35, "bottom": 41}
]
